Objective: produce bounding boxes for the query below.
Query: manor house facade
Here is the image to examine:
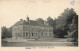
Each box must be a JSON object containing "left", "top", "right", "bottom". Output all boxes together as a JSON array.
[{"left": 12, "top": 16, "right": 53, "bottom": 39}]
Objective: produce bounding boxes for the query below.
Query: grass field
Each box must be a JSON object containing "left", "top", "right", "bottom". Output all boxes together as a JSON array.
[{"left": 1, "top": 38, "right": 77, "bottom": 47}]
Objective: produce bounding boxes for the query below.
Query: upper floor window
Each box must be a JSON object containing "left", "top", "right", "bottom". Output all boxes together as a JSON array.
[
  {"left": 49, "top": 29, "right": 53, "bottom": 31},
  {"left": 41, "top": 32, "right": 43, "bottom": 36}
]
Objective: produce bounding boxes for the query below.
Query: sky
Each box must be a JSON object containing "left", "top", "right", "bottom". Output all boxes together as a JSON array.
[{"left": 0, "top": 0, "right": 80, "bottom": 28}]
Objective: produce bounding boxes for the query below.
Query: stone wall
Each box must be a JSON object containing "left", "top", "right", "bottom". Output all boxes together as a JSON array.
[
  {"left": 12, "top": 25, "right": 23, "bottom": 39},
  {"left": 12, "top": 25, "right": 53, "bottom": 39}
]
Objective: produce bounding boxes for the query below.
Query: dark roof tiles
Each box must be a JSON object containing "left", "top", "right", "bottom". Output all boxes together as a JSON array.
[
  {"left": 13, "top": 20, "right": 28, "bottom": 26},
  {"left": 13, "top": 19, "right": 46, "bottom": 26}
]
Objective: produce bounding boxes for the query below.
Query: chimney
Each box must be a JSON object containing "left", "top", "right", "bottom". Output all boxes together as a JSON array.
[
  {"left": 20, "top": 19, "right": 23, "bottom": 21},
  {"left": 26, "top": 15, "right": 30, "bottom": 24}
]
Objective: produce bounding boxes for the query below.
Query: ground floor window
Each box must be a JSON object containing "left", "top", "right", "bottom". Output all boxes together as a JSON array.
[
  {"left": 32, "top": 33, "right": 33, "bottom": 36},
  {"left": 23, "top": 32, "right": 25, "bottom": 37},
  {"left": 26, "top": 32, "right": 28, "bottom": 36},
  {"left": 36, "top": 33, "right": 37, "bottom": 35}
]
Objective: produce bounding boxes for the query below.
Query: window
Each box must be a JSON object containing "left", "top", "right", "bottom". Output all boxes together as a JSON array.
[
  {"left": 41, "top": 32, "right": 43, "bottom": 36},
  {"left": 23, "top": 32, "right": 25, "bottom": 37},
  {"left": 26, "top": 32, "right": 28, "bottom": 36},
  {"left": 32, "top": 33, "right": 33, "bottom": 36},
  {"left": 49, "top": 29, "right": 53, "bottom": 32},
  {"left": 49, "top": 33, "right": 51, "bottom": 35},
  {"left": 36, "top": 33, "right": 37, "bottom": 35},
  {"left": 49, "top": 33, "right": 52, "bottom": 37}
]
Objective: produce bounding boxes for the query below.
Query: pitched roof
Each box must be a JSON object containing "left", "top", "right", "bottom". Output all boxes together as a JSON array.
[
  {"left": 29, "top": 20, "right": 38, "bottom": 26},
  {"left": 12, "top": 19, "right": 49, "bottom": 27},
  {"left": 13, "top": 20, "right": 28, "bottom": 26}
]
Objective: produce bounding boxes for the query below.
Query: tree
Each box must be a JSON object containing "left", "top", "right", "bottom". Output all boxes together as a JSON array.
[
  {"left": 68, "top": 15, "right": 78, "bottom": 45},
  {"left": 47, "top": 16, "right": 54, "bottom": 27},
  {"left": 36, "top": 18, "right": 44, "bottom": 25},
  {"left": 1, "top": 27, "right": 12, "bottom": 39},
  {"left": 54, "top": 8, "right": 78, "bottom": 38}
]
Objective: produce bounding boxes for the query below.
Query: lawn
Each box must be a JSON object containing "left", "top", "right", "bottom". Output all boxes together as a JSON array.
[{"left": 1, "top": 38, "right": 77, "bottom": 47}]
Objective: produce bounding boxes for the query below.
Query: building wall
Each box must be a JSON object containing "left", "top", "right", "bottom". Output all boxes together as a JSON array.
[
  {"left": 12, "top": 25, "right": 23, "bottom": 39},
  {"left": 12, "top": 25, "right": 53, "bottom": 39}
]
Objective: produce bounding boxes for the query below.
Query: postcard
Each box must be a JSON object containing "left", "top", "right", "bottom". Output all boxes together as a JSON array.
[{"left": 0, "top": 0, "right": 80, "bottom": 51}]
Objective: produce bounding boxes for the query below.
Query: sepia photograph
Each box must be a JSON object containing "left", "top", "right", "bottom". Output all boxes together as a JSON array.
[{"left": 0, "top": 0, "right": 79, "bottom": 48}]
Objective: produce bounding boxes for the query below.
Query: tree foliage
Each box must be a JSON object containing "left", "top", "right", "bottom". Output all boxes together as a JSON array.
[
  {"left": 1, "top": 27, "right": 12, "bottom": 39},
  {"left": 54, "top": 8, "right": 78, "bottom": 39},
  {"left": 47, "top": 16, "right": 54, "bottom": 27},
  {"left": 36, "top": 18, "right": 44, "bottom": 25}
]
